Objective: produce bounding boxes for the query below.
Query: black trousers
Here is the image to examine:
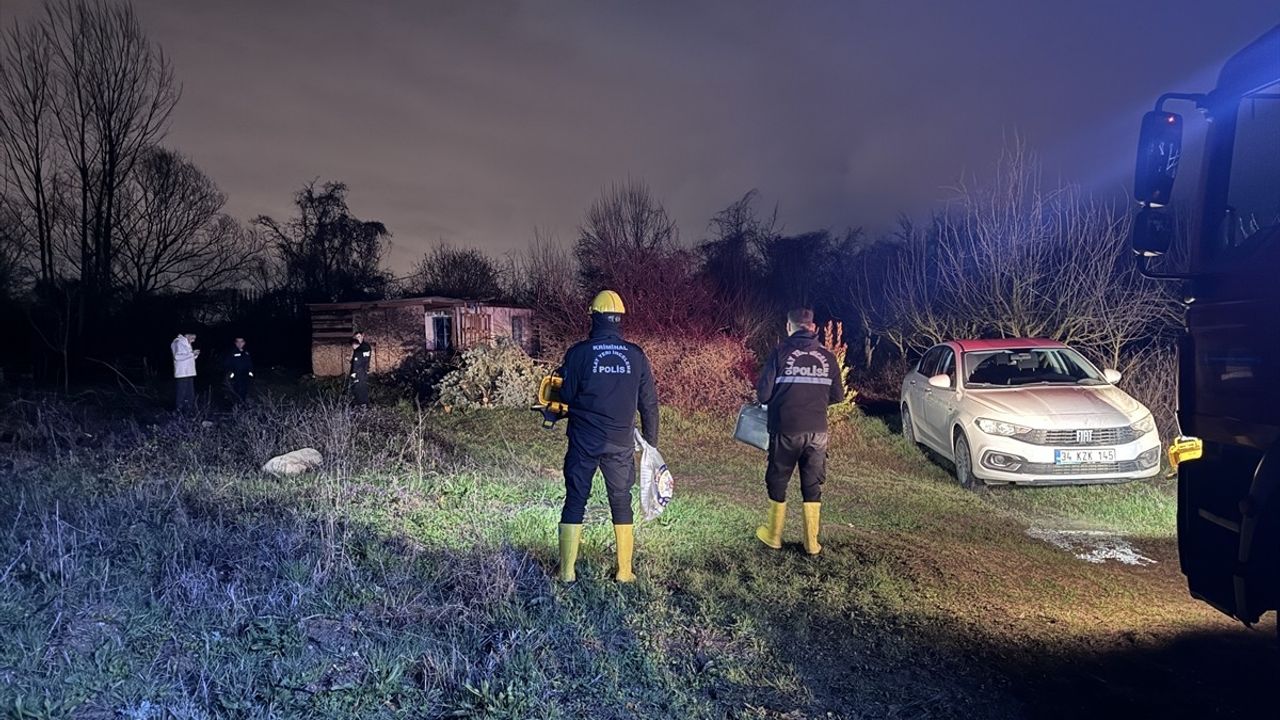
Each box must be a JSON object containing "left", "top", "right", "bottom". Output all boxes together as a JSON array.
[
  {"left": 765, "top": 432, "right": 828, "bottom": 503},
  {"left": 228, "top": 377, "right": 251, "bottom": 404},
  {"left": 561, "top": 435, "right": 635, "bottom": 524},
  {"left": 175, "top": 377, "right": 196, "bottom": 414},
  {"left": 351, "top": 374, "right": 370, "bottom": 405}
]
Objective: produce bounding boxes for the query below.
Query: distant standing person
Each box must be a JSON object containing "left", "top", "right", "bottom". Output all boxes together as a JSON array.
[
  {"left": 349, "top": 332, "right": 372, "bottom": 406},
  {"left": 171, "top": 331, "right": 200, "bottom": 414},
  {"left": 225, "top": 337, "right": 255, "bottom": 404},
  {"left": 753, "top": 308, "right": 844, "bottom": 555}
]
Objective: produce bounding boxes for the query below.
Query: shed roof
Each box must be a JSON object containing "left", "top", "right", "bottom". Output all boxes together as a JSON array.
[{"left": 306, "top": 296, "right": 526, "bottom": 312}]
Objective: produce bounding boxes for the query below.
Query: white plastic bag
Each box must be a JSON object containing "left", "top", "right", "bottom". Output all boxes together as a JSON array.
[{"left": 635, "top": 429, "right": 673, "bottom": 520}]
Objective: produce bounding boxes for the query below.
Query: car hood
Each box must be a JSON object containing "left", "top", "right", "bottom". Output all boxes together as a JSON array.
[{"left": 964, "top": 385, "right": 1147, "bottom": 426}]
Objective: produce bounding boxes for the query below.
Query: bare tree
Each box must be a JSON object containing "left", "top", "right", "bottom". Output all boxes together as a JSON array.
[
  {"left": 255, "top": 180, "right": 392, "bottom": 303},
  {"left": 0, "top": 18, "right": 59, "bottom": 283},
  {"left": 699, "top": 190, "right": 776, "bottom": 343},
  {"left": 576, "top": 178, "right": 678, "bottom": 290},
  {"left": 412, "top": 241, "right": 506, "bottom": 300},
  {"left": 510, "top": 230, "right": 581, "bottom": 352},
  {"left": 44, "top": 0, "right": 179, "bottom": 300},
  {"left": 571, "top": 179, "right": 720, "bottom": 335},
  {"left": 0, "top": 193, "right": 29, "bottom": 295},
  {"left": 848, "top": 221, "right": 916, "bottom": 364},
  {"left": 111, "top": 146, "right": 262, "bottom": 295},
  {"left": 871, "top": 141, "right": 1181, "bottom": 364},
  {"left": 701, "top": 189, "right": 773, "bottom": 294},
  {"left": 759, "top": 230, "right": 839, "bottom": 312}
]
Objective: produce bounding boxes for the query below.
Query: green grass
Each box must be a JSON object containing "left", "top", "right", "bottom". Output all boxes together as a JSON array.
[
  {"left": 981, "top": 477, "right": 1178, "bottom": 538},
  {"left": 0, "top": 395, "right": 1232, "bottom": 720},
  {"left": 841, "top": 411, "right": 1178, "bottom": 538}
]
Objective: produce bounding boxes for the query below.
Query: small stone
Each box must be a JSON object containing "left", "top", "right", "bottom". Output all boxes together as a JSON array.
[{"left": 262, "top": 448, "right": 324, "bottom": 477}]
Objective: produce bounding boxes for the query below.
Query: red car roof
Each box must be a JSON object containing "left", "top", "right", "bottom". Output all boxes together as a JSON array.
[{"left": 952, "top": 338, "right": 1066, "bottom": 352}]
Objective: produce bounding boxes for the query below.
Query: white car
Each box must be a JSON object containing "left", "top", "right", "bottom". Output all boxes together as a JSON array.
[{"left": 899, "top": 339, "right": 1162, "bottom": 488}]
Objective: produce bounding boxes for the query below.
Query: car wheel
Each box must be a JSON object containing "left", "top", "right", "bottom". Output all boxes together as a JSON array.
[
  {"left": 901, "top": 404, "right": 919, "bottom": 450},
  {"left": 953, "top": 432, "right": 981, "bottom": 490}
]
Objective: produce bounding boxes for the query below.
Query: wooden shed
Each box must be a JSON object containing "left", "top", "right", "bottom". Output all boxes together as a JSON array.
[{"left": 306, "top": 297, "right": 534, "bottom": 377}]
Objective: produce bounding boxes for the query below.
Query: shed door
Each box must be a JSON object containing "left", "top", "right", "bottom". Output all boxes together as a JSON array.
[
  {"left": 459, "top": 312, "right": 491, "bottom": 348},
  {"left": 511, "top": 315, "right": 527, "bottom": 349}
]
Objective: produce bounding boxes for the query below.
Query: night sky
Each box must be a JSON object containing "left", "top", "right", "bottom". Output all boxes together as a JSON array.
[{"left": 4, "top": 0, "right": 1277, "bottom": 270}]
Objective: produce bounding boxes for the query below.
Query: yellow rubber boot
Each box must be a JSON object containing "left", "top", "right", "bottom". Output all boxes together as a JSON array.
[
  {"left": 558, "top": 523, "right": 582, "bottom": 582},
  {"left": 755, "top": 500, "right": 786, "bottom": 549},
  {"left": 614, "top": 524, "right": 636, "bottom": 583},
  {"left": 802, "top": 502, "right": 823, "bottom": 555}
]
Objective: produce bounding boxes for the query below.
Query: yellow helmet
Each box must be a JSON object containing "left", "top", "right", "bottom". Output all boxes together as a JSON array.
[{"left": 589, "top": 290, "right": 626, "bottom": 315}]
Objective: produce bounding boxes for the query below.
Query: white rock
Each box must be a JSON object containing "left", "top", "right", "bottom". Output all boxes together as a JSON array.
[{"left": 262, "top": 448, "right": 324, "bottom": 477}]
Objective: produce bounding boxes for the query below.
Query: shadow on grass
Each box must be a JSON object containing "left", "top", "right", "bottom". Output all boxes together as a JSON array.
[
  {"left": 989, "top": 622, "right": 1278, "bottom": 719},
  {"left": 857, "top": 398, "right": 903, "bottom": 434},
  {"left": 635, "top": 523, "right": 1276, "bottom": 719}
]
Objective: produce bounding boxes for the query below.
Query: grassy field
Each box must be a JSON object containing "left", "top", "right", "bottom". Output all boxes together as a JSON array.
[{"left": 0, "top": 392, "right": 1274, "bottom": 719}]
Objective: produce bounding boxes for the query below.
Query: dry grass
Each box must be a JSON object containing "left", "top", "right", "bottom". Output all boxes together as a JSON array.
[{"left": 0, "top": 391, "right": 1273, "bottom": 719}]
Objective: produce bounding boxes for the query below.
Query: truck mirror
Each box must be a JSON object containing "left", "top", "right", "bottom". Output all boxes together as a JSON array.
[
  {"left": 1133, "top": 206, "right": 1174, "bottom": 257},
  {"left": 1134, "top": 111, "right": 1183, "bottom": 206}
]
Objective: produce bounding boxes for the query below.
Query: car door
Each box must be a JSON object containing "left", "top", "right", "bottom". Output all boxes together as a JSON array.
[
  {"left": 923, "top": 347, "right": 959, "bottom": 454},
  {"left": 907, "top": 346, "right": 943, "bottom": 448}
]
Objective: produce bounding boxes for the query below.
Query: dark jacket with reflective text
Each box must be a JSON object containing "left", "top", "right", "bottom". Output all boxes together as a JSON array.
[
  {"left": 756, "top": 329, "right": 844, "bottom": 435},
  {"left": 559, "top": 314, "right": 659, "bottom": 454},
  {"left": 350, "top": 342, "right": 372, "bottom": 378},
  {"left": 226, "top": 348, "right": 254, "bottom": 379}
]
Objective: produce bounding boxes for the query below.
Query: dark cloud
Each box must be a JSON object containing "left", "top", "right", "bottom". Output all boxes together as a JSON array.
[{"left": 4, "top": 0, "right": 1277, "bottom": 269}]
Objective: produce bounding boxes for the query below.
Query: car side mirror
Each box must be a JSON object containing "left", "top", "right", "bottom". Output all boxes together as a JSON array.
[
  {"left": 1134, "top": 110, "right": 1182, "bottom": 207},
  {"left": 1103, "top": 368, "right": 1123, "bottom": 384},
  {"left": 928, "top": 374, "right": 951, "bottom": 389}
]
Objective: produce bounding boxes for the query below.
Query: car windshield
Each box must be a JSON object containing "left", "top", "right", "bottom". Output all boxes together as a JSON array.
[{"left": 964, "top": 348, "right": 1105, "bottom": 387}]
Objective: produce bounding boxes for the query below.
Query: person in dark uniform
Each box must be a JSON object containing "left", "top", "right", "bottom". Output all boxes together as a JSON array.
[
  {"left": 754, "top": 308, "right": 845, "bottom": 555},
  {"left": 225, "top": 337, "right": 255, "bottom": 404},
  {"left": 556, "top": 290, "right": 659, "bottom": 583},
  {"left": 349, "top": 332, "right": 372, "bottom": 406}
]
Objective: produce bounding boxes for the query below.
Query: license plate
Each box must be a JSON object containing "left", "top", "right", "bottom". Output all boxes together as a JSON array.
[{"left": 1054, "top": 449, "right": 1116, "bottom": 465}]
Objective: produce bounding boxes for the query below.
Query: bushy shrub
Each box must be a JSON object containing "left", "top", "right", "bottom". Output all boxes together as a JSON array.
[
  {"left": 637, "top": 333, "right": 754, "bottom": 415},
  {"left": 388, "top": 348, "right": 455, "bottom": 404},
  {"left": 436, "top": 341, "right": 549, "bottom": 410}
]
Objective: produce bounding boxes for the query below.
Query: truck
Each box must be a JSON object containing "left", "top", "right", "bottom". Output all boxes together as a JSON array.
[{"left": 1130, "top": 24, "right": 1280, "bottom": 628}]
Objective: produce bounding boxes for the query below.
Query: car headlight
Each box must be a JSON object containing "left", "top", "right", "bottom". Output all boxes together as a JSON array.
[
  {"left": 1130, "top": 414, "right": 1156, "bottom": 436},
  {"left": 975, "top": 417, "right": 1034, "bottom": 438}
]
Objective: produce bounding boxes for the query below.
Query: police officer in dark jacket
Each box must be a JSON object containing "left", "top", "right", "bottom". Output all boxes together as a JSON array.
[
  {"left": 754, "top": 308, "right": 845, "bottom": 555},
  {"left": 556, "top": 290, "right": 659, "bottom": 583},
  {"left": 225, "top": 337, "right": 255, "bottom": 404},
  {"left": 349, "top": 332, "right": 372, "bottom": 406}
]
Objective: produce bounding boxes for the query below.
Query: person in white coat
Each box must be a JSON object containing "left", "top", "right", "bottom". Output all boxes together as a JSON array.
[{"left": 171, "top": 332, "right": 200, "bottom": 413}]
